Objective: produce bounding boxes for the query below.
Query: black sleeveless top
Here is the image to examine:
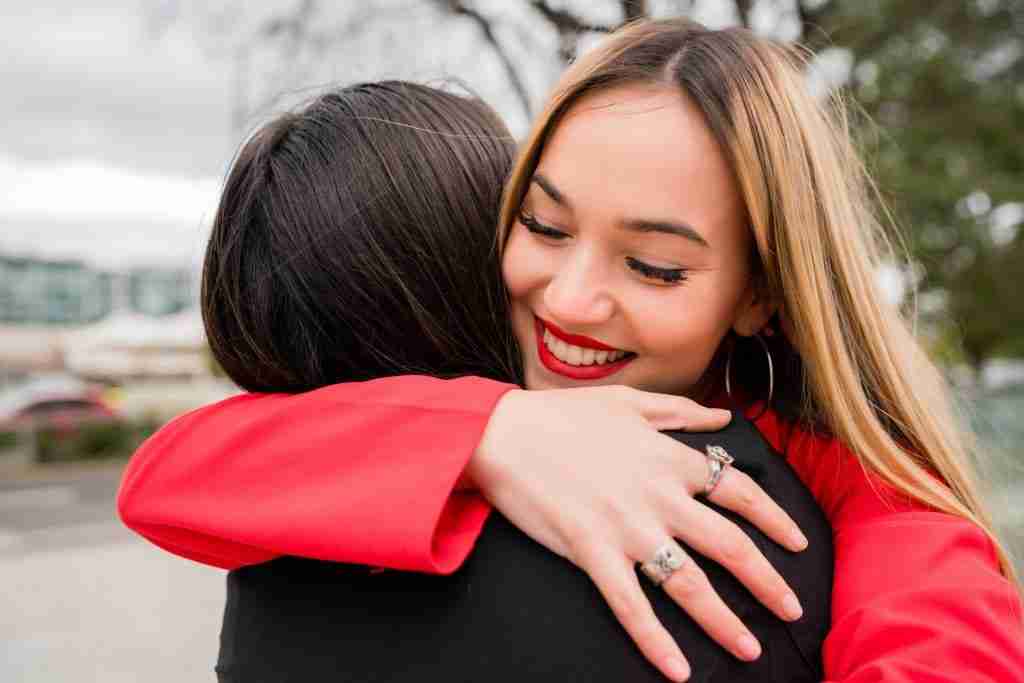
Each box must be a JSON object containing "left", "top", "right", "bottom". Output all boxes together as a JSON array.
[{"left": 216, "top": 413, "right": 832, "bottom": 682}]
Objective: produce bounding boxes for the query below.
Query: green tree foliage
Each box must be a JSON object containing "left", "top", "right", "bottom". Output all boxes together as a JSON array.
[{"left": 802, "top": 0, "right": 1024, "bottom": 365}]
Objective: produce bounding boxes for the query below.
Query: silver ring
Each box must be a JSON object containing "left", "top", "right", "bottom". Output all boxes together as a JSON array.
[
  {"left": 702, "top": 445, "right": 734, "bottom": 497},
  {"left": 639, "top": 540, "right": 687, "bottom": 586}
]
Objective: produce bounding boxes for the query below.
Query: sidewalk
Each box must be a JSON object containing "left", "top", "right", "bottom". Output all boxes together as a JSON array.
[{"left": 1, "top": 459, "right": 225, "bottom": 683}]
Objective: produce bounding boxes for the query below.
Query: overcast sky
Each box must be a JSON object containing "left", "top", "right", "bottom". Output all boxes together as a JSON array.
[
  {"left": 0, "top": 0, "right": 265, "bottom": 268},
  {"left": 0, "top": 0, "right": 749, "bottom": 270}
]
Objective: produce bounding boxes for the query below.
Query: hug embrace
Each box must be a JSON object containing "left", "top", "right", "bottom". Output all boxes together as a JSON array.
[{"left": 118, "top": 18, "right": 1024, "bottom": 682}]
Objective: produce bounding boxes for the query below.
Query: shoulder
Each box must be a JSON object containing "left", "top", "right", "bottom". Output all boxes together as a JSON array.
[
  {"left": 746, "top": 412, "right": 1024, "bottom": 678},
  {"left": 751, "top": 408, "right": 1016, "bottom": 609},
  {"left": 750, "top": 407, "right": 931, "bottom": 528}
]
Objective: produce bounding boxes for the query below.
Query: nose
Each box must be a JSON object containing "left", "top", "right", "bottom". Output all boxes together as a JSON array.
[{"left": 542, "top": 248, "right": 615, "bottom": 327}]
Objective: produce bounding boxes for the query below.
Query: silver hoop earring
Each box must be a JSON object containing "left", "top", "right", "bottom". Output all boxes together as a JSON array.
[{"left": 725, "top": 333, "right": 774, "bottom": 420}]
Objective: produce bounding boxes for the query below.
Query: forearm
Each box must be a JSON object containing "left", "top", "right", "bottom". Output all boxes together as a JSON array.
[{"left": 117, "top": 375, "right": 515, "bottom": 573}]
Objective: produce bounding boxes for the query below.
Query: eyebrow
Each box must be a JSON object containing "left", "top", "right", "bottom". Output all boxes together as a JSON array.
[
  {"left": 530, "top": 173, "right": 710, "bottom": 248},
  {"left": 532, "top": 174, "right": 568, "bottom": 207},
  {"left": 622, "top": 219, "right": 710, "bottom": 248}
]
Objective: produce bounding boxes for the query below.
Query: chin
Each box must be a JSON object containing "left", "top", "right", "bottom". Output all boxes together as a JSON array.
[{"left": 522, "top": 367, "right": 563, "bottom": 391}]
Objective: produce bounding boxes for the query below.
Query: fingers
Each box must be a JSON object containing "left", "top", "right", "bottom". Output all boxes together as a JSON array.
[
  {"left": 666, "top": 495, "right": 804, "bottom": 624},
  {"left": 607, "top": 386, "right": 732, "bottom": 432},
  {"left": 575, "top": 541, "right": 693, "bottom": 682},
  {"left": 657, "top": 548, "right": 764, "bottom": 662},
  {"left": 707, "top": 467, "right": 809, "bottom": 553}
]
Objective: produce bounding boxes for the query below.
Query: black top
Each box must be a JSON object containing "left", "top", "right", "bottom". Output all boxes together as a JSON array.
[{"left": 216, "top": 413, "right": 832, "bottom": 682}]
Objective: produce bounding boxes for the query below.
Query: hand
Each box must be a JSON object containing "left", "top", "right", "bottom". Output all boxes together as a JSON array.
[{"left": 466, "top": 386, "right": 808, "bottom": 682}]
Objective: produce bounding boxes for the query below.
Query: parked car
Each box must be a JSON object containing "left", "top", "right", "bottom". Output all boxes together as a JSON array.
[{"left": 0, "top": 375, "right": 121, "bottom": 434}]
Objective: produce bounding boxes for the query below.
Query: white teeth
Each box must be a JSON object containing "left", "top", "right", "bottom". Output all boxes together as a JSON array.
[{"left": 542, "top": 329, "right": 629, "bottom": 367}]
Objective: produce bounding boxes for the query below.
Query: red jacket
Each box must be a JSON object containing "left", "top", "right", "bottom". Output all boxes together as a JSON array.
[{"left": 118, "top": 375, "right": 1024, "bottom": 682}]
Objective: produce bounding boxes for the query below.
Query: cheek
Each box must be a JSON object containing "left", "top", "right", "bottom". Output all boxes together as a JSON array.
[
  {"left": 624, "top": 290, "right": 733, "bottom": 396},
  {"left": 501, "top": 227, "right": 546, "bottom": 302},
  {"left": 628, "top": 278, "right": 741, "bottom": 358}
]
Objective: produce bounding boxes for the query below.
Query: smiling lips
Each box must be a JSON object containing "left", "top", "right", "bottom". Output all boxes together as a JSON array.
[{"left": 534, "top": 317, "right": 636, "bottom": 380}]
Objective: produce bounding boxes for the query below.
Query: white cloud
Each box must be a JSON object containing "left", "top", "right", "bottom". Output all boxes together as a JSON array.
[
  {"left": 876, "top": 262, "right": 909, "bottom": 306},
  {"left": 806, "top": 47, "right": 854, "bottom": 99},
  {"left": 0, "top": 155, "right": 219, "bottom": 226},
  {"left": 0, "top": 155, "right": 219, "bottom": 268},
  {"left": 990, "top": 202, "right": 1024, "bottom": 247},
  {"left": 0, "top": 0, "right": 233, "bottom": 179}
]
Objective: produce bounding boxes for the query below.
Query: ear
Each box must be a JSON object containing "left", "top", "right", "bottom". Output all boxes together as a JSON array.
[{"left": 732, "top": 282, "right": 778, "bottom": 338}]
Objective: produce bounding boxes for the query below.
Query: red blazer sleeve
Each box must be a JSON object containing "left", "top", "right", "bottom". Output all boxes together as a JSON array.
[
  {"left": 755, "top": 410, "right": 1024, "bottom": 682},
  {"left": 823, "top": 511, "right": 1024, "bottom": 682},
  {"left": 117, "top": 375, "right": 515, "bottom": 574}
]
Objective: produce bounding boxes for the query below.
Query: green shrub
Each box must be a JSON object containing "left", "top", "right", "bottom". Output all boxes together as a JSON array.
[
  {"left": 0, "top": 430, "right": 18, "bottom": 451},
  {"left": 35, "top": 418, "right": 161, "bottom": 464}
]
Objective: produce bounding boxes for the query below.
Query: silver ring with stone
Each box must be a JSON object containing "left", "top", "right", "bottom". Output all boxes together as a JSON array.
[
  {"left": 702, "top": 444, "right": 734, "bottom": 497},
  {"left": 640, "top": 540, "right": 687, "bottom": 586}
]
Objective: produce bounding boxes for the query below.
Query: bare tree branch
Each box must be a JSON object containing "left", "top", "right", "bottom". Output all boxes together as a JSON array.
[
  {"left": 735, "top": 0, "right": 754, "bottom": 29},
  {"left": 621, "top": 0, "right": 649, "bottom": 23},
  {"left": 528, "top": 1, "right": 618, "bottom": 35},
  {"left": 796, "top": 0, "right": 839, "bottom": 54},
  {"left": 435, "top": 0, "right": 532, "bottom": 119},
  {"left": 261, "top": 0, "right": 315, "bottom": 44},
  {"left": 528, "top": 0, "right": 628, "bottom": 64}
]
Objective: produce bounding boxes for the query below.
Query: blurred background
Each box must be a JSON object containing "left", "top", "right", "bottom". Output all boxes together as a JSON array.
[{"left": 1, "top": 1, "right": 1021, "bottom": 681}]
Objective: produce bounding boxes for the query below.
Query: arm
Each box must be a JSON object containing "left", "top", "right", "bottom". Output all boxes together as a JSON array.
[
  {"left": 120, "top": 381, "right": 809, "bottom": 683},
  {"left": 770, "top": 417, "right": 1024, "bottom": 682},
  {"left": 118, "top": 375, "right": 514, "bottom": 573},
  {"left": 824, "top": 512, "right": 1024, "bottom": 682}
]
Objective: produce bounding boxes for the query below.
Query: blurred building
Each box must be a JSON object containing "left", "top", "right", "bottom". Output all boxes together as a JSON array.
[
  {"left": 0, "top": 254, "right": 192, "bottom": 324},
  {"left": 0, "top": 255, "right": 112, "bottom": 325},
  {"left": 0, "top": 252, "right": 206, "bottom": 386}
]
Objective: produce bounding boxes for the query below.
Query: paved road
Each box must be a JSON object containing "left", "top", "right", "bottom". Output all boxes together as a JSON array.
[{"left": 0, "top": 461, "right": 224, "bottom": 683}]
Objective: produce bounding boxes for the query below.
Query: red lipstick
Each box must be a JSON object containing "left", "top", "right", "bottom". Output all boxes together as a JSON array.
[
  {"left": 542, "top": 319, "right": 618, "bottom": 350},
  {"left": 534, "top": 317, "right": 636, "bottom": 381}
]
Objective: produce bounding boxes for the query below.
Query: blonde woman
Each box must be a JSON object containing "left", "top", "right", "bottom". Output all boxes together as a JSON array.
[{"left": 120, "top": 18, "right": 1024, "bottom": 682}]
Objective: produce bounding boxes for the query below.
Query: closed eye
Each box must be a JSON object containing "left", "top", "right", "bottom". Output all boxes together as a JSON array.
[
  {"left": 625, "top": 256, "right": 689, "bottom": 285},
  {"left": 519, "top": 212, "right": 569, "bottom": 240}
]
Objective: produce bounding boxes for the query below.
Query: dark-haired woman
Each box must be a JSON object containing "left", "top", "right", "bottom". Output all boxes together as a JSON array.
[
  {"left": 122, "top": 80, "right": 832, "bottom": 682},
  {"left": 121, "top": 18, "right": 1024, "bottom": 682}
]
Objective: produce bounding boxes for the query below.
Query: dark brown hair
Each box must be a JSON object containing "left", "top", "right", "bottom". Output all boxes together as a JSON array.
[{"left": 202, "top": 81, "right": 520, "bottom": 392}]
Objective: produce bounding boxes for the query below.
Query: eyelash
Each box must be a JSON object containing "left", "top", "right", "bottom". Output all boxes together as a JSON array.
[
  {"left": 519, "top": 212, "right": 567, "bottom": 240},
  {"left": 624, "top": 257, "right": 689, "bottom": 284},
  {"left": 518, "top": 212, "right": 690, "bottom": 285}
]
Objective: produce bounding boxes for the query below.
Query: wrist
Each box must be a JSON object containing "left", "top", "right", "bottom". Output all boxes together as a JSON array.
[{"left": 464, "top": 388, "right": 525, "bottom": 495}]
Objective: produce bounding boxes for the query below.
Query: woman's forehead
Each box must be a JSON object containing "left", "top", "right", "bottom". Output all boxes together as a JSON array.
[{"left": 535, "top": 84, "right": 746, "bottom": 240}]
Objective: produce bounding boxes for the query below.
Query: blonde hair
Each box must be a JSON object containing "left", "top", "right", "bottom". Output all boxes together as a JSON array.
[{"left": 499, "top": 18, "right": 1020, "bottom": 587}]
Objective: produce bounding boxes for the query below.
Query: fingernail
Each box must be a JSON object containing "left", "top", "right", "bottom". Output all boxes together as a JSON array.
[
  {"left": 782, "top": 593, "right": 803, "bottom": 621},
  {"left": 790, "top": 528, "right": 808, "bottom": 551},
  {"left": 737, "top": 634, "right": 762, "bottom": 661},
  {"left": 665, "top": 657, "right": 691, "bottom": 681},
  {"left": 713, "top": 408, "right": 732, "bottom": 421}
]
